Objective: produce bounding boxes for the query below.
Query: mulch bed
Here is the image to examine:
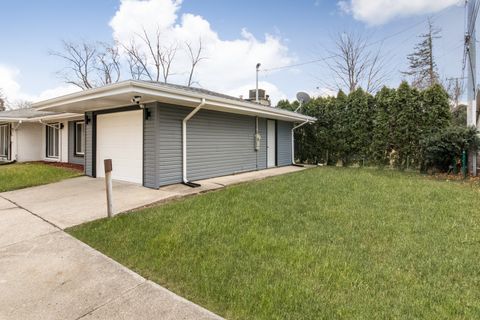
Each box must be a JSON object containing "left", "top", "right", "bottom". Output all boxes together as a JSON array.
[{"left": 31, "top": 161, "right": 84, "bottom": 172}]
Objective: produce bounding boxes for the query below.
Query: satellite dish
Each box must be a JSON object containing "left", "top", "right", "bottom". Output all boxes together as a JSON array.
[
  {"left": 295, "top": 92, "right": 311, "bottom": 112},
  {"left": 296, "top": 91, "right": 311, "bottom": 104}
]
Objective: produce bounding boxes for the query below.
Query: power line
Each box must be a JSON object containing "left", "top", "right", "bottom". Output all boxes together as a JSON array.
[{"left": 261, "top": 11, "right": 446, "bottom": 73}]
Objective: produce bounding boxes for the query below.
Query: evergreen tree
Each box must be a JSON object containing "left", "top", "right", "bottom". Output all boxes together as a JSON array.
[
  {"left": 372, "top": 86, "right": 396, "bottom": 165},
  {"left": 402, "top": 19, "right": 440, "bottom": 89}
]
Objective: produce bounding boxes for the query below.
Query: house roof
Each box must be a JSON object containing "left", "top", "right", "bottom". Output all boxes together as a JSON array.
[
  {"left": 0, "top": 107, "right": 80, "bottom": 122},
  {"left": 33, "top": 80, "right": 316, "bottom": 123}
]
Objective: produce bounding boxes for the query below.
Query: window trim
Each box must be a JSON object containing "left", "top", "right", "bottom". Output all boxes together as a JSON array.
[
  {"left": 0, "top": 123, "right": 9, "bottom": 158},
  {"left": 74, "top": 121, "right": 85, "bottom": 157},
  {"left": 45, "top": 122, "right": 60, "bottom": 159}
]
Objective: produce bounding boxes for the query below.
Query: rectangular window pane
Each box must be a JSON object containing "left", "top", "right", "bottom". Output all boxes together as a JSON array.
[
  {"left": 75, "top": 122, "right": 84, "bottom": 155},
  {"left": 46, "top": 123, "right": 59, "bottom": 158},
  {"left": 0, "top": 125, "right": 7, "bottom": 157}
]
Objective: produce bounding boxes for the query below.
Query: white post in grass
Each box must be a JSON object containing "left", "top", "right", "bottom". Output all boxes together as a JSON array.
[{"left": 104, "top": 159, "right": 113, "bottom": 218}]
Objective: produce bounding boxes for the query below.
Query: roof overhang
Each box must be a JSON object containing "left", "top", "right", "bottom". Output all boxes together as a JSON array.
[
  {"left": 33, "top": 81, "right": 316, "bottom": 123},
  {"left": 0, "top": 113, "right": 82, "bottom": 123}
]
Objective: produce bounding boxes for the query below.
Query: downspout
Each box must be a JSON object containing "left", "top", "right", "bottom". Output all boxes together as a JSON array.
[
  {"left": 182, "top": 98, "right": 206, "bottom": 187},
  {"left": 39, "top": 120, "right": 62, "bottom": 162},
  {"left": 12, "top": 121, "right": 22, "bottom": 162},
  {"left": 291, "top": 120, "right": 309, "bottom": 167}
]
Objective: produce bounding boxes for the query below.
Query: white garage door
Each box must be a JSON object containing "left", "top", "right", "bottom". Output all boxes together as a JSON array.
[{"left": 96, "top": 110, "right": 143, "bottom": 184}]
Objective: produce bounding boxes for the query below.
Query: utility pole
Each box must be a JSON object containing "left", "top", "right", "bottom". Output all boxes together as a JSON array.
[{"left": 466, "top": 0, "right": 478, "bottom": 175}]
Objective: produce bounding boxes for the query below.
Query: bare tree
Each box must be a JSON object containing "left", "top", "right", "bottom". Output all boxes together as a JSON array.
[
  {"left": 96, "top": 42, "right": 121, "bottom": 85},
  {"left": 52, "top": 40, "right": 123, "bottom": 89},
  {"left": 123, "top": 39, "right": 152, "bottom": 80},
  {"left": 9, "top": 99, "right": 32, "bottom": 110},
  {"left": 185, "top": 38, "right": 206, "bottom": 87},
  {"left": 444, "top": 77, "right": 464, "bottom": 109},
  {"left": 122, "top": 27, "right": 178, "bottom": 83},
  {"left": 51, "top": 41, "right": 97, "bottom": 90},
  {"left": 325, "top": 31, "right": 388, "bottom": 94}
]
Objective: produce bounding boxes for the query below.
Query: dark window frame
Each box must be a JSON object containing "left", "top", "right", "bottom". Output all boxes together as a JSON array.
[{"left": 74, "top": 120, "right": 85, "bottom": 157}]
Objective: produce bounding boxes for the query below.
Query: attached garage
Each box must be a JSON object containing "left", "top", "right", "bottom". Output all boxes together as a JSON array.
[
  {"left": 96, "top": 110, "right": 143, "bottom": 184},
  {"left": 34, "top": 81, "right": 315, "bottom": 188}
]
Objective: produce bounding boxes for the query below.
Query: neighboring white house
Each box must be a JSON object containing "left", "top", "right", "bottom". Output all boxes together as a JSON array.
[
  {"left": 0, "top": 108, "right": 84, "bottom": 165},
  {"left": 1, "top": 80, "right": 315, "bottom": 188}
]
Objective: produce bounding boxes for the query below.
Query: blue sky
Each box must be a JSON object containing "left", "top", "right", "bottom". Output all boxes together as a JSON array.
[{"left": 0, "top": 0, "right": 468, "bottom": 104}]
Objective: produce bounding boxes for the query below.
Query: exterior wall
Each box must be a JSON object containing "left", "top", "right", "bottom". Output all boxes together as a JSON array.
[
  {"left": 156, "top": 104, "right": 189, "bottom": 186},
  {"left": 149, "top": 103, "right": 270, "bottom": 187},
  {"left": 276, "top": 120, "right": 293, "bottom": 166},
  {"left": 187, "top": 109, "right": 259, "bottom": 181},
  {"left": 13, "top": 122, "right": 42, "bottom": 162},
  {"left": 143, "top": 103, "right": 158, "bottom": 188},
  {"left": 85, "top": 112, "right": 93, "bottom": 176},
  {"left": 68, "top": 121, "right": 85, "bottom": 165},
  {"left": 86, "top": 102, "right": 295, "bottom": 188}
]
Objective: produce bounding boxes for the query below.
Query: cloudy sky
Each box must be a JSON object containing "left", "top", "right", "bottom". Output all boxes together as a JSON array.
[{"left": 0, "top": 0, "right": 467, "bottom": 105}]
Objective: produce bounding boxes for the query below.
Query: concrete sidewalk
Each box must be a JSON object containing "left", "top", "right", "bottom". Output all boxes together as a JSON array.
[
  {"left": 0, "top": 202, "right": 223, "bottom": 320},
  {"left": 1, "top": 165, "right": 305, "bottom": 229}
]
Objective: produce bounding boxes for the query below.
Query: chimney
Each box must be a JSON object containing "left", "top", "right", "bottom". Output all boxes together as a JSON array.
[
  {"left": 0, "top": 98, "right": 5, "bottom": 111},
  {"left": 247, "top": 89, "right": 271, "bottom": 106}
]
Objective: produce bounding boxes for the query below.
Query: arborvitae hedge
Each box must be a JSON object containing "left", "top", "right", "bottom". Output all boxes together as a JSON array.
[{"left": 280, "top": 82, "right": 478, "bottom": 172}]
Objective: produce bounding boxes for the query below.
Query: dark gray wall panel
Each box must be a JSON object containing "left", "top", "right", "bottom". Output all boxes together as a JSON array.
[
  {"left": 277, "top": 120, "right": 293, "bottom": 166},
  {"left": 68, "top": 121, "right": 85, "bottom": 165},
  {"left": 143, "top": 103, "right": 158, "bottom": 188},
  {"left": 155, "top": 104, "right": 272, "bottom": 186},
  {"left": 257, "top": 117, "right": 267, "bottom": 170},
  {"left": 157, "top": 104, "right": 190, "bottom": 186},
  {"left": 85, "top": 112, "right": 93, "bottom": 176},
  {"left": 186, "top": 109, "right": 258, "bottom": 181}
]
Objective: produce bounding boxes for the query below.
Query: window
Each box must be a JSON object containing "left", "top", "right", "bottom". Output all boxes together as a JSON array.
[
  {"left": 46, "top": 123, "right": 59, "bottom": 158},
  {"left": 74, "top": 121, "right": 85, "bottom": 156},
  {"left": 0, "top": 124, "right": 9, "bottom": 158}
]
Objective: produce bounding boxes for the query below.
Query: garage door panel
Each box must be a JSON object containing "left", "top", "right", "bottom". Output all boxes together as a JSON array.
[{"left": 96, "top": 110, "right": 143, "bottom": 184}]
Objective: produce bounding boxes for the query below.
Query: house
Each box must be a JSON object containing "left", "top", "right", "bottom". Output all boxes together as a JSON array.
[
  {"left": 0, "top": 108, "right": 84, "bottom": 165},
  {"left": 3, "top": 80, "right": 315, "bottom": 188}
]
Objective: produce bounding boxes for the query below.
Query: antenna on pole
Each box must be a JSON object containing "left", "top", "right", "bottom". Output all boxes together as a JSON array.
[{"left": 256, "top": 63, "right": 261, "bottom": 103}]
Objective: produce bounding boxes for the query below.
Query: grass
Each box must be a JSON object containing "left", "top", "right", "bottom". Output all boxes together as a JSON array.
[
  {"left": 0, "top": 162, "right": 82, "bottom": 192},
  {"left": 68, "top": 167, "right": 480, "bottom": 319}
]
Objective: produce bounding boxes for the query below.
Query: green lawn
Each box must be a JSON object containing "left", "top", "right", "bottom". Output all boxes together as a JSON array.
[
  {"left": 0, "top": 162, "right": 82, "bottom": 192},
  {"left": 68, "top": 168, "right": 480, "bottom": 319}
]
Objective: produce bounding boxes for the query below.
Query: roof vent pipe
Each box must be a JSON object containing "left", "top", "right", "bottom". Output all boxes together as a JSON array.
[{"left": 182, "top": 98, "right": 206, "bottom": 187}]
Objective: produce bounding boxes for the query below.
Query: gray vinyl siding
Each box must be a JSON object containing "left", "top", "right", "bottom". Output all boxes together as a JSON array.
[
  {"left": 257, "top": 117, "right": 267, "bottom": 170},
  {"left": 68, "top": 121, "right": 85, "bottom": 165},
  {"left": 85, "top": 112, "right": 93, "bottom": 176},
  {"left": 143, "top": 103, "right": 158, "bottom": 188},
  {"left": 277, "top": 120, "right": 293, "bottom": 166},
  {"left": 156, "top": 104, "right": 189, "bottom": 186},
  {"left": 186, "top": 109, "right": 258, "bottom": 181},
  {"left": 153, "top": 104, "right": 270, "bottom": 187}
]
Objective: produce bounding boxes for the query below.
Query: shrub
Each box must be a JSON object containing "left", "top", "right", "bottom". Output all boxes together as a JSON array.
[{"left": 420, "top": 126, "right": 479, "bottom": 172}]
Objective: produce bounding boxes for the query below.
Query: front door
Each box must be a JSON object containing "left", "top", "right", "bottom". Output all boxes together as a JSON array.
[{"left": 267, "top": 120, "right": 276, "bottom": 167}]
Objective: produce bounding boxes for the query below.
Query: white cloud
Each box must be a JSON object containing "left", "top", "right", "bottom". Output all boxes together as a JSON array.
[
  {"left": 0, "top": 64, "right": 79, "bottom": 107},
  {"left": 339, "top": 0, "right": 459, "bottom": 25},
  {"left": 109, "top": 0, "right": 293, "bottom": 102}
]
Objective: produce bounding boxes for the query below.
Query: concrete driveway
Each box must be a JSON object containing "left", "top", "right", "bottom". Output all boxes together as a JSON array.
[
  {"left": 0, "top": 166, "right": 305, "bottom": 319},
  {"left": 1, "top": 165, "right": 305, "bottom": 229}
]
